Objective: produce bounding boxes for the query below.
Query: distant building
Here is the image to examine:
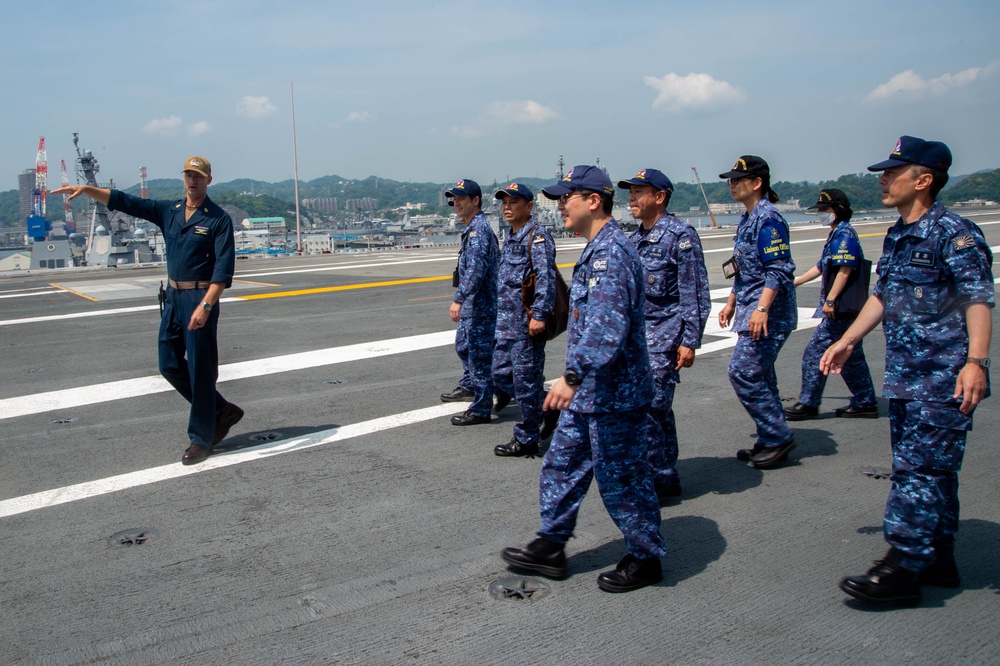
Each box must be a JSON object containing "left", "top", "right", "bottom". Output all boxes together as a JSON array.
[
  {"left": 345, "top": 198, "right": 379, "bottom": 213},
  {"left": 709, "top": 202, "right": 744, "bottom": 215},
  {"left": 18, "top": 169, "right": 35, "bottom": 220},
  {"left": 242, "top": 217, "right": 287, "bottom": 232},
  {"left": 303, "top": 197, "right": 339, "bottom": 212},
  {"left": 0, "top": 249, "right": 32, "bottom": 271},
  {"left": 955, "top": 198, "right": 997, "bottom": 207}
]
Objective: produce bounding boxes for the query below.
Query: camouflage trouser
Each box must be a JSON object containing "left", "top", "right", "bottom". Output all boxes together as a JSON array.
[
  {"left": 455, "top": 317, "right": 495, "bottom": 417},
  {"left": 538, "top": 407, "right": 667, "bottom": 560},
  {"left": 646, "top": 350, "right": 680, "bottom": 485},
  {"left": 492, "top": 336, "right": 546, "bottom": 445},
  {"left": 728, "top": 332, "right": 793, "bottom": 447},
  {"left": 885, "top": 398, "right": 971, "bottom": 572},
  {"left": 799, "top": 316, "right": 877, "bottom": 408}
]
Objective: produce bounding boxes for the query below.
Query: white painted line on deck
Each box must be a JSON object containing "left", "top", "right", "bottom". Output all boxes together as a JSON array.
[
  {"left": 0, "top": 330, "right": 455, "bottom": 421},
  {"left": 0, "top": 403, "right": 468, "bottom": 519},
  {"left": 0, "top": 305, "right": 822, "bottom": 519}
]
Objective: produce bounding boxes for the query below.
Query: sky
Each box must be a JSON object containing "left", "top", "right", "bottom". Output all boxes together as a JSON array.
[{"left": 3, "top": 0, "right": 998, "bottom": 192}]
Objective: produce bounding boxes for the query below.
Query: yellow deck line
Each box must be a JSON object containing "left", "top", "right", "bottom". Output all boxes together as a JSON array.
[
  {"left": 232, "top": 278, "right": 282, "bottom": 286},
  {"left": 234, "top": 275, "right": 451, "bottom": 300},
  {"left": 49, "top": 283, "right": 100, "bottom": 302}
]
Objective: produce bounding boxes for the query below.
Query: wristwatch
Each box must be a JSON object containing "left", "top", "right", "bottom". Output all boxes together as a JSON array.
[
  {"left": 966, "top": 357, "right": 991, "bottom": 368},
  {"left": 825, "top": 299, "right": 836, "bottom": 307},
  {"left": 200, "top": 301, "right": 213, "bottom": 312},
  {"left": 755, "top": 305, "right": 768, "bottom": 313},
  {"left": 563, "top": 370, "right": 582, "bottom": 386}
]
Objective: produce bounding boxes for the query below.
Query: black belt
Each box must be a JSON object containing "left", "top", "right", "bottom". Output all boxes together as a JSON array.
[{"left": 168, "top": 279, "right": 211, "bottom": 290}]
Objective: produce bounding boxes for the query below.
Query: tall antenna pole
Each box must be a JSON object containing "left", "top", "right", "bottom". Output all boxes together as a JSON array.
[
  {"left": 291, "top": 81, "right": 302, "bottom": 254},
  {"left": 690, "top": 166, "right": 718, "bottom": 228}
]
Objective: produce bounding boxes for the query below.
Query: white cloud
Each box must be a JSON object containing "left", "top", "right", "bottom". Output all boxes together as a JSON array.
[
  {"left": 236, "top": 95, "right": 278, "bottom": 119},
  {"left": 142, "top": 115, "right": 183, "bottom": 136},
  {"left": 188, "top": 121, "right": 211, "bottom": 137},
  {"left": 347, "top": 110, "right": 375, "bottom": 122},
  {"left": 867, "top": 64, "right": 994, "bottom": 102},
  {"left": 450, "top": 99, "right": 558, "bottom": 139},
  {"left": 482, "top": 100, "right": 559, "bottom": 125},
  {"left": 643, "top": 72, "right": 745, "bottom": 113}
]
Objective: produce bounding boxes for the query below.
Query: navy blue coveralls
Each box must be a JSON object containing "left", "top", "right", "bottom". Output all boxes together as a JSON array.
[
  {"left": 629, "top": 214, "right": 711, "bottom": 487},
  {"left": 107, "top": 190, "right": 236, "bottom": 448},
  {"left": 797, "top": 220, "right": 877, "bottom": 409},
  {"left": 873, "top": 202, "right": 993, "bottom": 572},
  {"left": 538, "top": 220, "right": 666, "bottom": 561},
  {"left": 726, "top": 199, "right": 797, "bottom": 448},
  {"left": 492, "top": 217, "right": 556, "bottom": 445},
  {"left": 453, "top": 211, "right": 499, "bottom": 418}
]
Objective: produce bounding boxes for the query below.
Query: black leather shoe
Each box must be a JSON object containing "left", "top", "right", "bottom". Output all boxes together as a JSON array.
[
  {"left": 451, "top": 410, "right": 490, "bottom": 426},
  {"left": 441, "top": 387, "right": 474, "bottom": 402},
  {"left": 494, "top": 438, "right": 539, "bottom": 457},
  {"left": 784, "top": 402, "right": 819, "bottom": 421},
  {"left": 920, "top": 542, "right": 960, "bottom": 588},
  {"left": 736, "top": 444, "right": 764, "bottom": 461},
  {"left": 597, "top": 554, "right": 662, "bottom": 593},
  {"left": 540, "top": 408, "right": 560, "bottom": 440},
  {"left": 835, "top": 404, "right": 879, "bottom": 418},
  {"left": 493, "top": 390, "right": 512, "bottom": 413},
  {"left": 501, "top": 537, "right": 568, "bottom": 579},
  {"left": 214, "top": 403, "right": 245, "bottom": 445},
  {"left": 655, "top": 478, "right": 682, "bottom": 503},
  {"left": 182, "top": 444, "right": 212, "bottom": 465},
  {"left": 749, "top": 440, "right": 797, "bottom": 469},
  {"left": 840, "top": 549, "right": 921, "bottom": 605}
]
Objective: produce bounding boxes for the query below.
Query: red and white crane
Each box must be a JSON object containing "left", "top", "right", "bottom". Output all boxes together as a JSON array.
[{"left": 32, "top": 136, "right": 47, "bottom": 217}]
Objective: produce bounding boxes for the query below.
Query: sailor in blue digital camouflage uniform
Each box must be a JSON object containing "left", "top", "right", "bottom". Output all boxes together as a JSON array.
[
  {"left": 490, "top": 182, "right": 557, "bottom": 457},
  {"left": 717, "top": 156, "right": 798, "bottom": 469},
  {"left": 440, "top": 179, "right": 500, "bottom": 426},
  {"left": 619, "top": 168, "right": 711, "bottom": 501},
  {"left": 53, "top": 156, "right": 243, "bottom": 466},
  {"left": 822, "top": 136, "right": 993, "bottom": 606},
  {"left": 785, "top": 189, "right": 878, "bottom": 421},
  {"left": 501, "top": 165, "right": 665, "bottom": 593}
]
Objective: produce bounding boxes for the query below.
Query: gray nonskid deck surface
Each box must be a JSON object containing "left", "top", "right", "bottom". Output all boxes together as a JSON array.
[{"left": 1, "top": 217, "right": 998, "bottom": 664}]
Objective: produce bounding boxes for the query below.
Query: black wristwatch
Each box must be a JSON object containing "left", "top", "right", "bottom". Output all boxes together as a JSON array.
[
  {"left": 563, "top": 370, "right": 582, "bottom": 386},
  {"left": 966, "top": 357, "right": 991, "bottom": 368},
  {"left": 825, "top": 299, "right": 836, "bottom": 307}
]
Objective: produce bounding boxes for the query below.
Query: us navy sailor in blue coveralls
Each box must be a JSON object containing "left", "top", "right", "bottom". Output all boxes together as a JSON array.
[
  {"left": 824, "top": 137, "right": 994, "bottom": 606},
  {"left": 490, "top": 183, "right": 556, "bottom": 457},
  {"left": 441, "top": 179, "right": 500, "bottom": 426},
  {"left": 53, "top": 156, "right": 243, "bottom": 465},
  {"left": 717, "top": 156, "right": 798, "bottom": 469},
  {"left": 620, "top": 169, "right": 711, "bottom": 500},
  {"left": 502, "top": 166, "right": 666, "bottom": 594},
  {"left": 785, "top": 189, "right": 877, "bottom": 421}
]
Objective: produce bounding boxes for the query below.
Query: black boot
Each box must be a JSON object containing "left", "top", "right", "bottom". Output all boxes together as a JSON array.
[
  {"left": 501, "top": 537, "right": 567, "bottom": 579},
  {"left": 840, "top": 548, "right": 921, "bottom": 605},
  {"left": 920, "top": 541, "right": 961, "bottom": 588},
  {"left": 596, "top": 554, "right": 662, "bottom": 593}
]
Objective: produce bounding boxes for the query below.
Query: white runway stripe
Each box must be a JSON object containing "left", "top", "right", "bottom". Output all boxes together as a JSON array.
[
  {"left": 0, "top": 403, "right": 467, "bottom": 519},
  {"left": 0, "top": 330, "right": 455, "bottom": 420}
]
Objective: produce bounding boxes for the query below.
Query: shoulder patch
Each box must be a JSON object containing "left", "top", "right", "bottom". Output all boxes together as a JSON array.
[
  {"left": 678, "top": 239, "right": 692, "bottom": 251},
  {"left": 592, "top": 258, "right": 608, "bottom": 272},
  {"left": 952, "top": 235, "right": 976, "bottom": 251},
  {"left": 533, "top": 236, "right": 546, "bottom": 244}
]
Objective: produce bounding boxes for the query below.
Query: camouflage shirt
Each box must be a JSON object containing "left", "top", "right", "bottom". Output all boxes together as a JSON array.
[
  {"left": 565, "top": 220, "right": 653, "bottom": 413},
  {"left": 454, "top": 211, "right": 499, "bottom": 319},
  {"left": 629, "top": 213, "right": 711, "bottom": 352},
  {"left": 496, "top": 218, "right": 556, "bottom": 340},
  {"left": 874, "top": 202, "right": 994, "bottom": 401},
  {"left": 729, "top": 199, "right": 797, "bottom": 333}
]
